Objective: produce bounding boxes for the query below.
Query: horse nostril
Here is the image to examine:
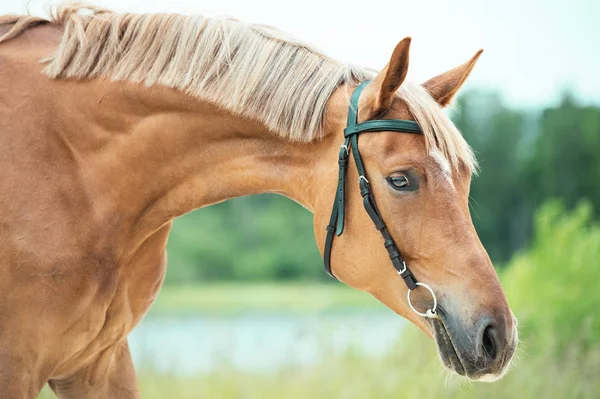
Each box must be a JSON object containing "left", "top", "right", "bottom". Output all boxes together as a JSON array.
[{"left": 482, "top": 325, "right": 498, "bottom": 361}]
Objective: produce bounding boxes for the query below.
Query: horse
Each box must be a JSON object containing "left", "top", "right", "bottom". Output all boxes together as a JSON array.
[{"left": 0, "top": 4, "right": 517, "bottom": 398}]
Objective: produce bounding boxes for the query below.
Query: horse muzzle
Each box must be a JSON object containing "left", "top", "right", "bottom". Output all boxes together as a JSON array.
[{"left": 429, "top": 306, "right": 518, "bottom": 381}]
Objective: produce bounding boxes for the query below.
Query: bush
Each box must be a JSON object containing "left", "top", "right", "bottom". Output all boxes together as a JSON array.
[{"left": 503, "top": 200, "right": 600, "bottom": 352}]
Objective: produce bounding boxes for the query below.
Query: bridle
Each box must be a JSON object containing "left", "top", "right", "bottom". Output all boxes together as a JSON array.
[{"left": 323, "top": 80, "right": 438, "bottom": 319}]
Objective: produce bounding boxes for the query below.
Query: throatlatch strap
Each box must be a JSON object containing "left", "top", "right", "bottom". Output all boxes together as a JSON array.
[
  {"left": 324, "top": 137, "right": 350, "bottom": 278},
  {"left": 335, "top": 138, "right": 351, "bottom": 235},
  {"left": 323, "top": 82, "right": 369, "bottom": 279}
]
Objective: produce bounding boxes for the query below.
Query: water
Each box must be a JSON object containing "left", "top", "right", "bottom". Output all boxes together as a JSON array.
[{"left": 129, "top": 311, "right": 405, "bottom": 375}]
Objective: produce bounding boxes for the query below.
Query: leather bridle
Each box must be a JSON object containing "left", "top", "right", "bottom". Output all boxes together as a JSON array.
[{"left": 323, "top": 80, "right": 438, "bottom": 319}]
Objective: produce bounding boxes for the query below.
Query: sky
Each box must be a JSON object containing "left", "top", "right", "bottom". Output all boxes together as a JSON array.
[{"left": 2, "top": 0, "right": 598, "bottom": 108}]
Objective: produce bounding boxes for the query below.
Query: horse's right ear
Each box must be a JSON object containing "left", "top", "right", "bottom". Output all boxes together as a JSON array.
[
  {"left": 422, "top": 50, "right": 483, "bottom": 107},
  {"left": 370, "top": 37, "right": 412, "bottom": 114}
]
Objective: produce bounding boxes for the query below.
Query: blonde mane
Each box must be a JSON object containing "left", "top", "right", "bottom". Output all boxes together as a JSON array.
[{"left": 0, "top": 4, "right": 476, "bottom": 172}]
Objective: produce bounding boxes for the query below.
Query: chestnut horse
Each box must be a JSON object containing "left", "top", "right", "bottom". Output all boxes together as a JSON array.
[{"left": 0, "top": 5, "right": 517, "bottom": 398}]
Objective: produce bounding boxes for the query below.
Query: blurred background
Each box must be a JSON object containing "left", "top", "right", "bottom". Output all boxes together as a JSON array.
[{"left": 3, "top": 0, "right": 599, "bottom": 397}]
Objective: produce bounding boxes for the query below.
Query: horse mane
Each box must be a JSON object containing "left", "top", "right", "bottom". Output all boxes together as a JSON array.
[{"left": 0, "top": 4, "right": 476, "bottom": 172}]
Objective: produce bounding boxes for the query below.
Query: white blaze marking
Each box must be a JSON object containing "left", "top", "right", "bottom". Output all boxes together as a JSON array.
[{"left": 429, "top": 149, "right": 454, "bottom": 189}]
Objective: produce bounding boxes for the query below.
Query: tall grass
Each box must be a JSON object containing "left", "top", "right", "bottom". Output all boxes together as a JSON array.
[{"left": 38, "top": 201, "right": 600, "bottom": 398}]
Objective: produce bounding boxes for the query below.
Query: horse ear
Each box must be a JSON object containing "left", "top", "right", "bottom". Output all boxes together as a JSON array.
[
  {"left": 371, "top": 37, "right": 411, "bottom": 113},
  {"left": 423, "top": 49, "right": 483, "bottom": 107}
]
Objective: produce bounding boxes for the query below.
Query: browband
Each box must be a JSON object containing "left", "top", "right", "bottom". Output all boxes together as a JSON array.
[{"left": 344, "top": 119, "right": 422, "bottom": 137}]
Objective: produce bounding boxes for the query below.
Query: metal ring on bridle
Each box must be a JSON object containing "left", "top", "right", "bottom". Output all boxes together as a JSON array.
[
  {"left": 358, "top": 175, "right": 369, "bottom": 184},
  {"left": 340, "top": 144, "right": 349, "bottom": 156},
  {"left": 407, "top": 282, "right": 438, "bottom": 319}
]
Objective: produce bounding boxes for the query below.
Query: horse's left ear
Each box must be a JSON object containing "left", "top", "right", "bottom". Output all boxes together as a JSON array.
[
  {"left": 371, "top": 37, "right": 412, "bottom": 113},
  {"left": 423, "top": 49, "right": 483, "bottom": 107}
]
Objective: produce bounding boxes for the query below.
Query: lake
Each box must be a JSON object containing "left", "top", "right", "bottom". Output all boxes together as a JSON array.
[{"left": 129, "top": 311, "right": 406, "bottom": 375}]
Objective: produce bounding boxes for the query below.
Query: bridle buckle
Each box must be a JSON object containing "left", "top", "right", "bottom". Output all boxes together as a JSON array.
[{"left": 396, "top": 260, "right": 407, "bottom": 275}]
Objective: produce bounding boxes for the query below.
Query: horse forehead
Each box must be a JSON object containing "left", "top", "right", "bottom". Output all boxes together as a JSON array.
[
  {"left": 365, "top": 130, "right": 426, "bottom": 159},
  {"left": 428, "top": 149, "right": 455, "bottom": 189},
  {"left": 364, "top": 133, "right": 458, "bottom": 191}
]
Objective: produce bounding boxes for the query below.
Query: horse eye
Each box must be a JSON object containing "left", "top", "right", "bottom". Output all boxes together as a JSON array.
[{"left": 387, "top": 174, "right": 411, "bottom": 190}]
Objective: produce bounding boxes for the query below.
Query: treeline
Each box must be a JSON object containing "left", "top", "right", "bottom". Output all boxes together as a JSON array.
[
  {"left": 457, "top": 91, "right": 600, "bottom": 261},
  {"left": 164, "top": 91, "right": 600, "bottom": 284}
]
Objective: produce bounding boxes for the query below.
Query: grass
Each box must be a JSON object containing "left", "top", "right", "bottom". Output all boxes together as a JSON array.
[
  {"left": 37, "top": 330, "right": 600, "bottom": 399},
  {"left": 130, "top": 334, "right": 600, "bottom": 399},
  {"left": 149, "top": 281, "right": 384, "bottom": 315}
]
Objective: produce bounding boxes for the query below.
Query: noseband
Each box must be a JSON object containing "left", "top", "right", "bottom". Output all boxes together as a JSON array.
[{"left": 323, "top": 80, "right": 438, "bottom": 319}]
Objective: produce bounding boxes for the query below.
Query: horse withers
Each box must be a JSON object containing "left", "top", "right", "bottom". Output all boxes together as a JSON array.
[{"left": 0, "top": 5, "right": 517, "bottom": 398}]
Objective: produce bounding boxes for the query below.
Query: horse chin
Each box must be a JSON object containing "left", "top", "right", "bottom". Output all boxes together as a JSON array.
[{"left": 429, "top": 317, "right": 467, "bottom": 377}]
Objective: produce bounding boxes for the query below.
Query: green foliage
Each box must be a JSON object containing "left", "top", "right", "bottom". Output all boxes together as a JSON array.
[
  {"left": 454, "top": 91, "right": 531, "bottom": 261},
  {"left": 165, "top": 195, "right": 324, "bottom": 284},
  {"left": 526, "top": 96, "right": 600, "bottom": 211},
  {"left": 457, "top": 91, "right": 600, "bottom": 263},
  {"left": 504, "top": 200, "right": 600, "bottom": 352}
]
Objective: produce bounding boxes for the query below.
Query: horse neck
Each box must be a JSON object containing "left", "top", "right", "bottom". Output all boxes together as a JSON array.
[{"left": 52, "top": 80, "right": 340, "bottom": 242}]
